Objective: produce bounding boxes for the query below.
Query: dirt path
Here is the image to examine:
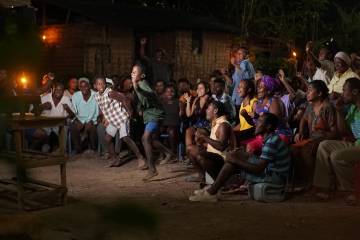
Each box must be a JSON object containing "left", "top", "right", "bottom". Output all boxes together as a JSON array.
[{"left": 1, "top": 156, "right": 359, "bottom": 240}]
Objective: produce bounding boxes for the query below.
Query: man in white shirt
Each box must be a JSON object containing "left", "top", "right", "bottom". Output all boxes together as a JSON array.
[
  {"left": 306, "top": 41, "right": 335, "bottom": 85},
  {"left": 30, "top": 82, "right": 75, "bottom": 152}
]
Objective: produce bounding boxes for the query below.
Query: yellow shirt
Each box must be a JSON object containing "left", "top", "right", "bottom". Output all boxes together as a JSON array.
[
  {"left": 207, "top": 116, "right": 230, "bottom": 159},
  {"left": 239, "top": 98, "right": 257, "bottom": 131},
  {"left": 328, "top": 68, "right": 359, "bottom": 94}
]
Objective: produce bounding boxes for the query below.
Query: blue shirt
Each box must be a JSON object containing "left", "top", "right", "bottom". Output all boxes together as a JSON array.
[
  {"left": 72, "top": 90, "right": 99, "bottom": 124},
  {"left": 246, "top": 133, "right": 290, "bottom": 184},
  {"left": 231, "top": 59, "right": 255, "bottom": 106}
]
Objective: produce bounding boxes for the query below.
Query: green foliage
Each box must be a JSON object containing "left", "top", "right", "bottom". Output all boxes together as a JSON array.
[
  {"left": 254, "top": 55, "right": 294, "bottom": 77},
  {"left": 121, "top": 0, "right": 359, "bottom": 52}
]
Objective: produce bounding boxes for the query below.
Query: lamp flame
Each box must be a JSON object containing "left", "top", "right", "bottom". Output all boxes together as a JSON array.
[{"left": 20, "top": 76, "right": 27, "bottom": 84}]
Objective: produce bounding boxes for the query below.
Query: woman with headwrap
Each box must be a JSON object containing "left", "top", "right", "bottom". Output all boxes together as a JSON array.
[
  {"left": 246, "top": 75, "right": 292, "bottom": 154},
  {"left": 328, "top": 51, "right": 359, "bottom": 100}
]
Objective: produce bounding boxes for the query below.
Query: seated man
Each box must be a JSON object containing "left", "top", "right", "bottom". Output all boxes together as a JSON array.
[
  {"left": 189, "top": 112, "right": 290, "bottom": 202},
  {"left": 30, "top": 82, "right": 75, "bottom": 152},
  {"left": 313, "top": 78, "right": 360, "bottom": 203},
  {"left": 186, "top": 100, "right": 232, "bottom": 182},
  {"left": 70, "top": 78, "right": 99, "bottom": 154}
]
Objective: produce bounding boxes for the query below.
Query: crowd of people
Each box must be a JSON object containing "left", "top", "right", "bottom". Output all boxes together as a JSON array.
[{"left": 1, "top": 40, "right": 360, "bottom": 204}]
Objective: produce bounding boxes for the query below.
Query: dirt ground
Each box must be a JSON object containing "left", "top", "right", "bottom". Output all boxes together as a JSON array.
[{"left": 1, "top": 154, "right": 360, "bottom": 240}]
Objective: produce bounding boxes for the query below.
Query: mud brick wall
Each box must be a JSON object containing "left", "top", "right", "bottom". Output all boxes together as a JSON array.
[
  {"left": 174, "top": 31, "right": 232, "bottom": 84},
  {"left": 41, "top": 23, "right": 134, "bottom": 79}
]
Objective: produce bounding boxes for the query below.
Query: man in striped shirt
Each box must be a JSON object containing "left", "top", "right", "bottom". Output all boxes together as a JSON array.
[{"left": 190, "top": 112, "right": 290, "bottom": 202}]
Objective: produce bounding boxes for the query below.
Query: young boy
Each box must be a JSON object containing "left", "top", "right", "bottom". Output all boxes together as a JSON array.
[
  {"left": 131, "top": 64, "right": 175, "bottom": 181},
  {"left": 94, "top": 76, "right": 146, "bottom": 168}
]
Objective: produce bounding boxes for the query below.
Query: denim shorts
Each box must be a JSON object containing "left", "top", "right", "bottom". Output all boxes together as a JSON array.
[{"left": 144, "top": 121, "right": 159, "bottom": 133}]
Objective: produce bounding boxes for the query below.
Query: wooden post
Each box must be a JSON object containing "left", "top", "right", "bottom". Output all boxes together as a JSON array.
[
  {"left": 14, "top": 130, "right": 24, "bottom": 211},
  {"left": 58, "top": 125, "right": 67, "bottom": 204}
]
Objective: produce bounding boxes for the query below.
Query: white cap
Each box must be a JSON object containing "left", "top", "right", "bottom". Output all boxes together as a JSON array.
[
  {"left": 106, "top": 78, "right": 113, "bottom": 85},
  {"left": 78, "top": 77, "right": 90, "bottom": 84}
]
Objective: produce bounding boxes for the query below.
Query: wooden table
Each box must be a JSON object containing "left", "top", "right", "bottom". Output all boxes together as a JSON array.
[{"left": 0, "top": 115, "right": 68, "bottom": 211}]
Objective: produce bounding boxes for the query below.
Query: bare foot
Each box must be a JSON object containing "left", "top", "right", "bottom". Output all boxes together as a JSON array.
[
  {"left": 160, "top": 153, "right": 172, "bottom": 165},
  {"left": 107, "top": 158, "right": 127, "bottom": 167},
  {"left": 315, "top": 192, "right": 331, "bottom": 202},
  {"left": 138, "top": 158, "right": 147, "bottom": 170},
  {"left": 143, "top": 170, "right": 159, "bottom": 181},
  {"left": 345, "top": 194, "right": 357, "bottom": 206},
  {"left": 102, "top": 152, "right": 111, "bottom": 161}
]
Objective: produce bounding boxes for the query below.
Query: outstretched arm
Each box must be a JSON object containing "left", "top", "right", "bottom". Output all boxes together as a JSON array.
[{"left": 139, "top": 37, "right": 150, "bottom": 61}]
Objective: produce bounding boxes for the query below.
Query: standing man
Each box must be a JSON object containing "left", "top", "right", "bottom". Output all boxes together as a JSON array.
[
  {"left": 131, "top": 64, "right": 175, "bottom": 181},
  {"left": 70, "top": 78, "right": 99, "bottom": 155},
  {"left": 139, "top": 37, "right": 172, "bottom": 85},
  {"left": 231, "top": 46, "right": 255, "bottom": 110},
  {"left": 94, "top": 76, "right": 146, "bottom": 168},
  {"left": 211, "top": 78, "right": 236, "bottom": 124},
  {"left": 305, "top": 41, "right": 334, "bottom": 85}
]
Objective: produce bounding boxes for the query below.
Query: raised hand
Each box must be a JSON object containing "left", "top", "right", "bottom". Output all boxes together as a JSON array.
[
  {"left": 140, "top": 37, "right": 147, "bottom": 45},
  {"left": 305, "top": 41, "right": 313, "bottom": 53},
  {"left": 278, "top": 69, "right": 285, "bottom": 82}
]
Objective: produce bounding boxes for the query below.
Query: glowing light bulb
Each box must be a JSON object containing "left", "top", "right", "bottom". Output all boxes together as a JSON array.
[
  {"left": 21, "top": 76, "right": 27, "bottom": 84},
  {"left": 292, "top": 51, "right": 297, "bottom": 57},
  {"left": 42, "top": 35, "right": 47, "bottom": 41}
]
